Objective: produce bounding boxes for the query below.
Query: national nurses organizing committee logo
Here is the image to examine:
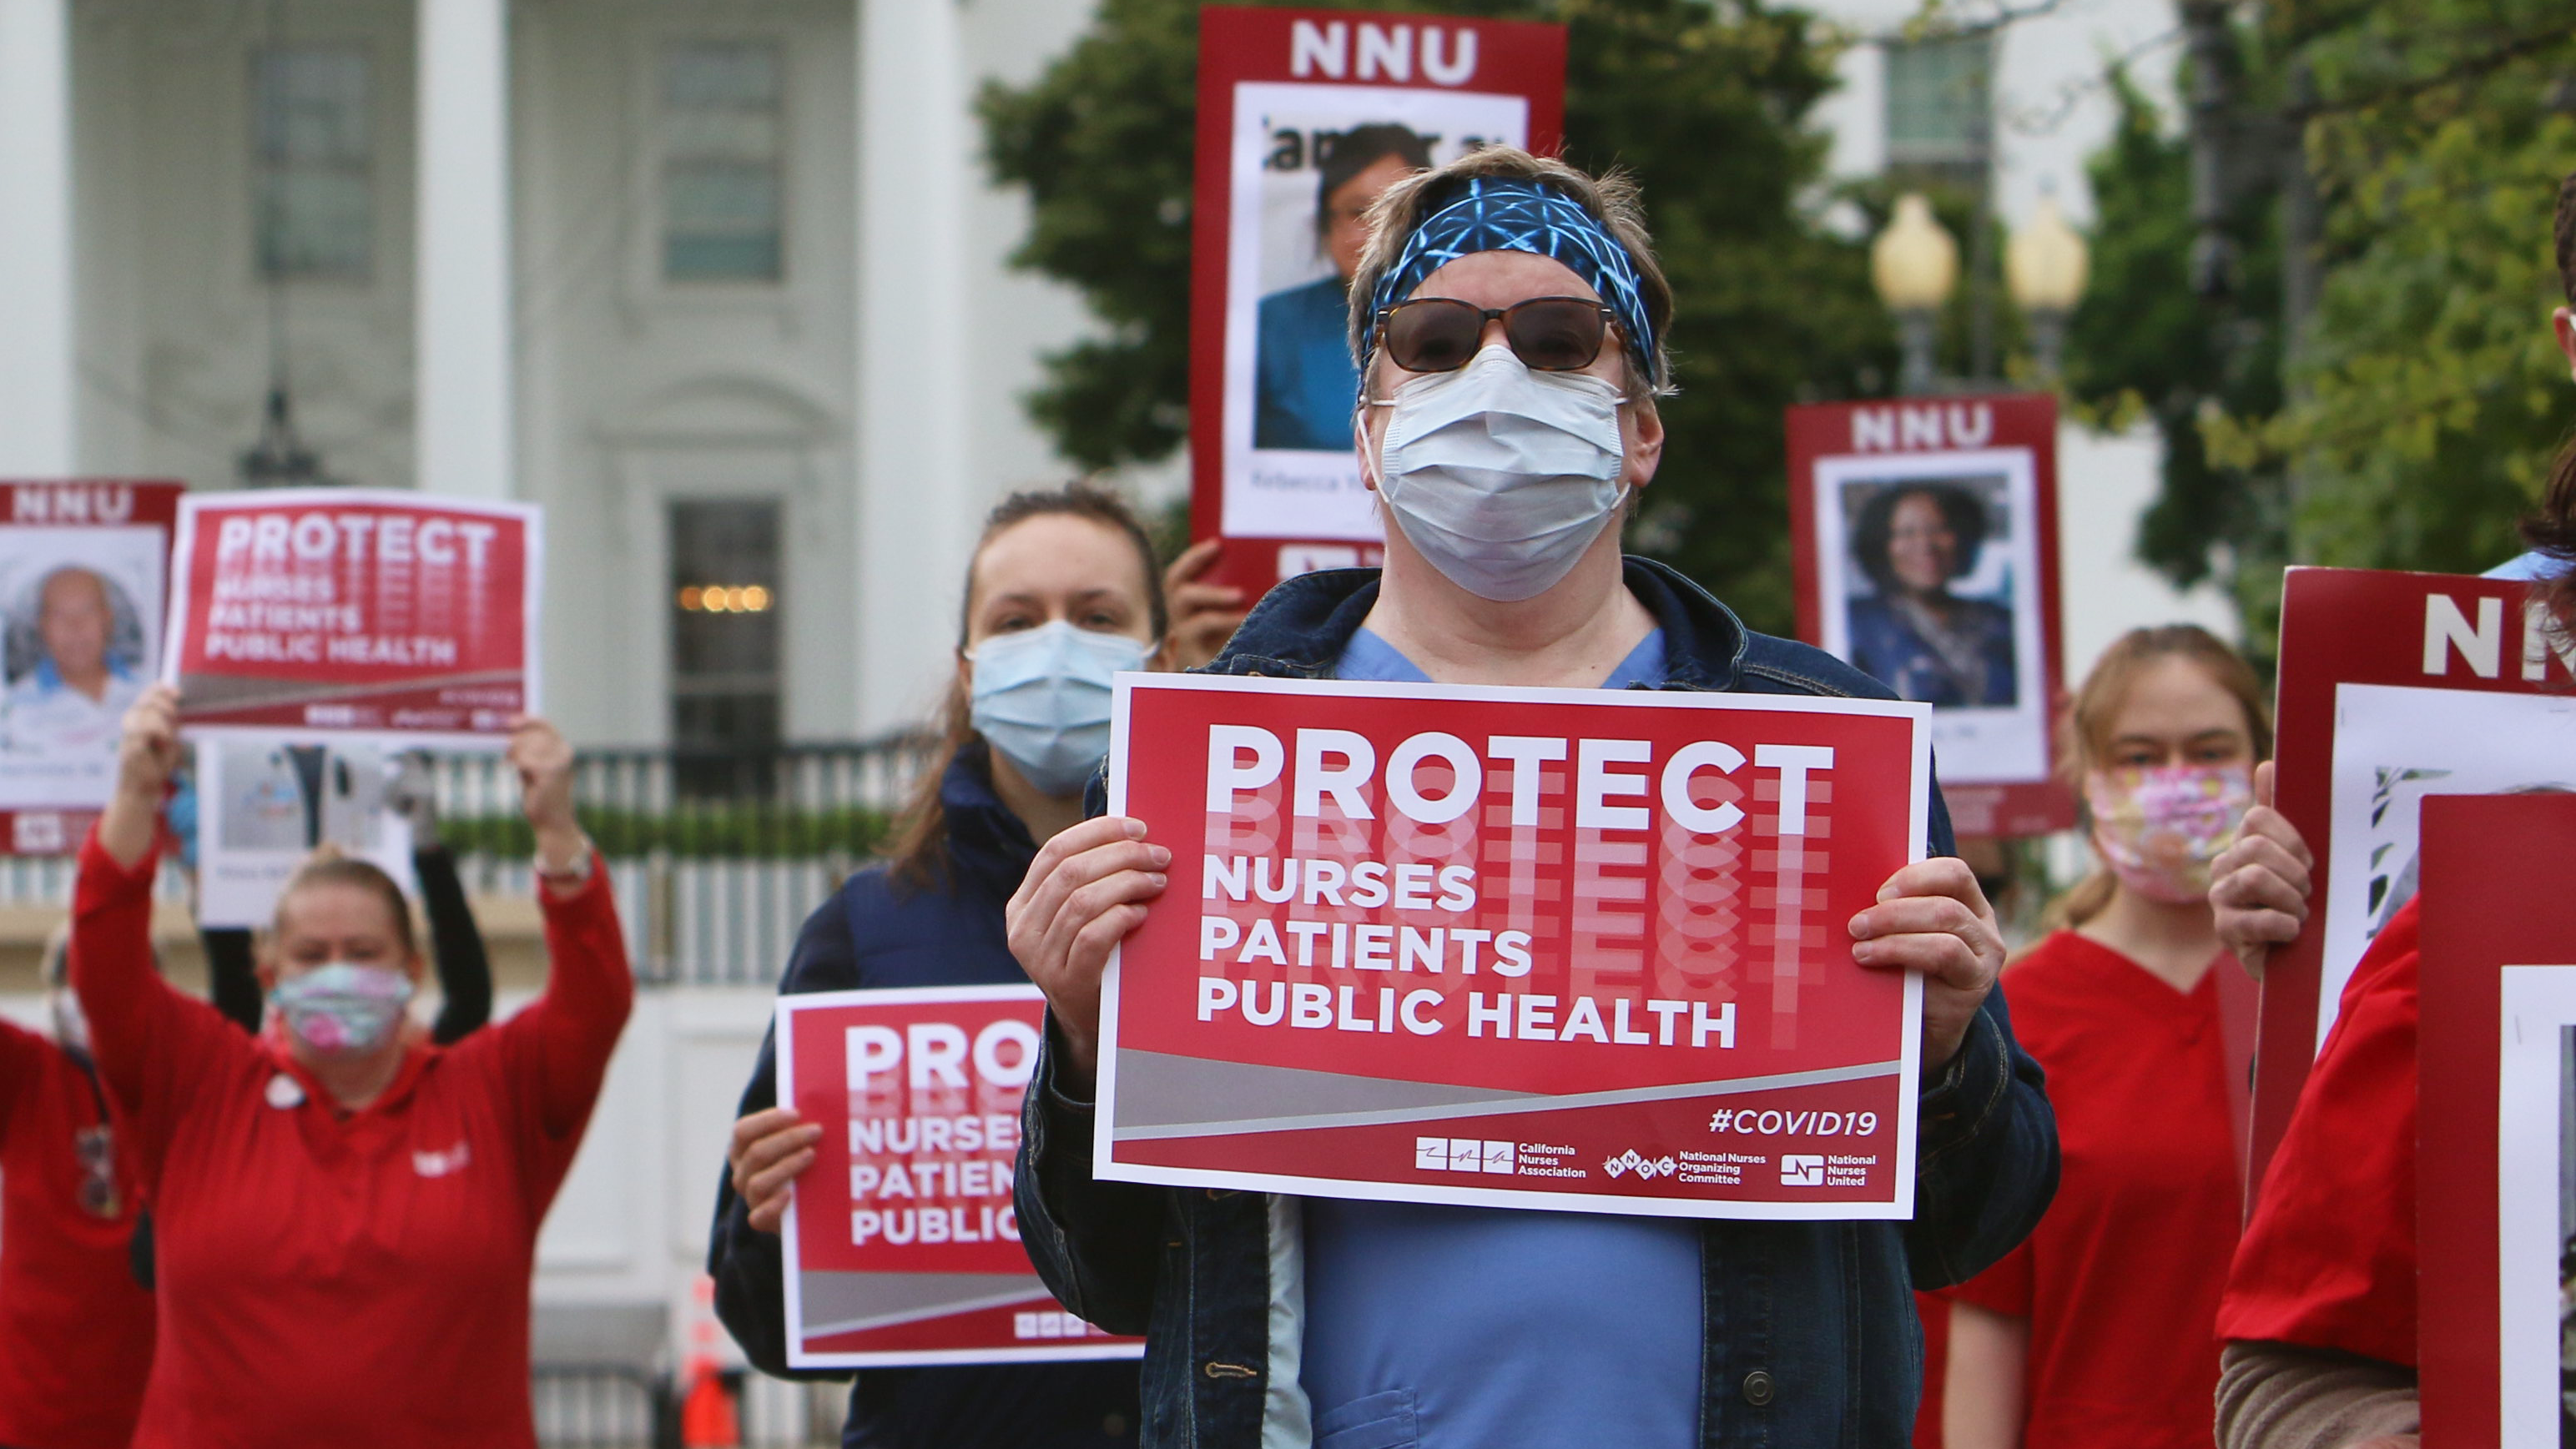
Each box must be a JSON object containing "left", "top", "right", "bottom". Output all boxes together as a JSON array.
[{"left": 1601, "top": 1149, "right": 1677, "bottom": 1181}]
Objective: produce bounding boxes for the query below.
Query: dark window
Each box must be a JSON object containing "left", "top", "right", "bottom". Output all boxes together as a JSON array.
[
  {"left": 662, "top": 41, "right": 784, "bottom": 282},
  {"left": 669, "top": 500, "right": 783, "bottom": 777},
  {"left": 254, "top": 46, "right": 373, "bottom": 280}
]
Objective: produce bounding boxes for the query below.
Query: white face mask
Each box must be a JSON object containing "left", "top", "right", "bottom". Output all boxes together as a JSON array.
[
  {"left": 1373, "top": 344, "right": 1630, "bottom": 602},
  {"left": 969, "top": 621, "right": 1152, "bottom": 798}
]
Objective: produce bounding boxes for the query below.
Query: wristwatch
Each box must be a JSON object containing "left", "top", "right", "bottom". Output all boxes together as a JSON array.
[{"left": 536, "top": 837, "right": 596, "bottom": 888}]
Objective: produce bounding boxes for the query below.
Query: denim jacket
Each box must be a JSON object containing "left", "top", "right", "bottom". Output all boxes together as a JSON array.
[{"left": 1015, "top": 559, "right": 2058, "bottom": 1449}]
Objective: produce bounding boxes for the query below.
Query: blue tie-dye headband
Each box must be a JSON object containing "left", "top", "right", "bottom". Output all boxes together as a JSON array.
[{"left": 1364, "top": 177, "right": 1661, "bottom": 391}]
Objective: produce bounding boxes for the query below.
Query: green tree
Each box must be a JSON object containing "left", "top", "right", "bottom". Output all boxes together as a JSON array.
[
  {"left": 2269, "top": 6, "right": 2576, "bottom": 575},
  {"left": 2064, "top": 3, "right": 2576, "bottom": 616},
  {"left": 980, "top": 0, "right": 1893, "bottom": 634},
  {"left": 2060, "top": 68, "right": 2281, "bottom": 590}
]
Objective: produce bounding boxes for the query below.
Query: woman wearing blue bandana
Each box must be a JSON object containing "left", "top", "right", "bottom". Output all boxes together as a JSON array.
[{"left": 1005, "top": 148, "right": 2058, "bottom": 1449}]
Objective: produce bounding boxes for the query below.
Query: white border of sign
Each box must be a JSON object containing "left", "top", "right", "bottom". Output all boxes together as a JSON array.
[
  {"left": 2495, "top": 965, "right": 2576, "bottom": 1442},
  {"left": 1216, "top": 81, "right": 1528, "bottom": 541},
  {"left": 160, "top": 486, "right": 543, "bottom": 750},
  {"left": 1811, "top": 446, "right": 2046, "bottom": 787},
  {"left": 1095, "top": 671, "right": 1929, "bottom": 1220},
  {"left": 777, "top": 983, "right": 1142, "bottom": 1368}
]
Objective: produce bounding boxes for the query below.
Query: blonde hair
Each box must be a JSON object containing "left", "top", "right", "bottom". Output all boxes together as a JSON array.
[
  {"left": 272, "top": 848, "right": 417, "bottom": 955},
  {"left": 2044, "top": 626, "right": 2271, "bottom": 931}
]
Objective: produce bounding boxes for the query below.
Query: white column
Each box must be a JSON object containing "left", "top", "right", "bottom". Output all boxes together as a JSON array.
[
  {"left": 0, "top": 0, "right": 75, "bottom": 475},
  {"left": 416, "top": 0, "right": 514, "bottom": 498},
  {"left": 851, "top": 0, "right": 974, "bottom": 734}
]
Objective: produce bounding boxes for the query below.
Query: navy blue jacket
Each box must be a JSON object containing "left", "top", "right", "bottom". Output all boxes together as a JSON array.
[
  {"left": 707, "top": 742, "right": 1143, "bottom": 1448},
  {"left": 1016, "top": 559, "right": 2059, "bottom": 1449}
]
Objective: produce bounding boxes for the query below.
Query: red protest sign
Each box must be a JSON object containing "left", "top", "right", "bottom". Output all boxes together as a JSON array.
[
  {"left": 2415, "top": 793, "right": 2576, "bottom": 1446},
  {"left": 2251, "top": 566, "right": 2576, "bottom": 1191},
  {"left": 161, "top": 489, "right": 541, "bottom": 743},
  {"left": 1099, "top": 675, "right": 1931, "bottom": 1219},
  {"left": 0, "top": 480, "right": 184, "bottom": 854},
  {"left": 776, "top": 985, "right": 1144, "bottom": 1367},
  {"left": 1784, "top": 394, "right": 2070, "bottom": 838},
  {"left": 1186, "top": 7, "right": 1566, "bottom": 599}
]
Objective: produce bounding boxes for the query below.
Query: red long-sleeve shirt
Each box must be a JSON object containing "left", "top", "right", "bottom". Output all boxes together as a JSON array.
[
  {"left": 69, "top": 828, "right": 633, "bottom": 1448},
  {"left": 2217, "top": 898, "right": 2419, "bottom": 1367},
  {"left": 0, "top": 1019, "right": 155, "bottom": 1449}
]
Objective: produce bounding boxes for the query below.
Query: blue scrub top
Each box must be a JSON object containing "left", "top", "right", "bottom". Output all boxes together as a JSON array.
[{"left": 1298, "top": 626, "right": 1701, "bottom": 1449}]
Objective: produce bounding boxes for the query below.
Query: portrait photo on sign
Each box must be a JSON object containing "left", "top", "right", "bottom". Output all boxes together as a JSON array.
[
  {"left": 1221, "top": 82, "right": 1528, "bottom": 542},
  {"left": 2316, "top": 686, "right": 2576, "bottom": 1045},
  {"left": 1810, "top": 454, "right": 2045, "bottom": 785},
  {"left": 0, "top": 526, "right": 167, "bottom": 808},
  {"left": 2495, "top": 970, "right": 2576, "bottom": 1446},
  {"left": 194, "top": 736, "right": 416, "bottom": 929}
]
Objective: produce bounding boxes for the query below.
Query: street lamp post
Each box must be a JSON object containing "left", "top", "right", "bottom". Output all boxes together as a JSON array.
[
  {"left": 2006, "top": 194, "right": 2089, "bottom": 382},
  {"left": 1872, "top": 193, "right": 1959, "bottom": 396}
]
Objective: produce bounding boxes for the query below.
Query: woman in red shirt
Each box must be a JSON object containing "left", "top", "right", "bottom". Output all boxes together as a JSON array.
[
  {"left": 1938, "top": 625, "right": 2268, "bottom": 1449},
  {"left": 71, "top": 685, "right": 632, "bottom": 1448}
]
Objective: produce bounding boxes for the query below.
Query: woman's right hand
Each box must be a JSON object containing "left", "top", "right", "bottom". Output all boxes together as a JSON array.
[
  {"left": 101, "top": 685, "right": 182, "bottom": 868},
  {"left": 729, "top": 1106, "right": 824, "bottom": 1234},
  {"left": 2208, "top": 761, "right": 2315, "bottom": 979},
  {"left": 1005, "top": 816, "right": 1172, "bottom": 1092}
]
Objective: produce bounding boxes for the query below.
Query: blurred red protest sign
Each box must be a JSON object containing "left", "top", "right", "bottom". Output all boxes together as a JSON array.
[
  {"left": 1784, "top": 394, "right": 2070, "bottom": 838},
  {"left": 0, "top": 480, "right": 184, "bottom": 854},
  {"left": 2415, "top": 792, "right": 2576, "bottom": 1446},
  {"left": 2252, "top": 566, "right": 2576, "bottom": 1190},
  {"left": 1187, "top": 7, "right": 1565, "bottom": 598},
  {"left": 162, "top": 488, "right": 540, "bottom": 745},
  {"left": 775, "top": 985, "right": 1144, "bottom": 1368},
  {"left": 1098, "top": 674, "right": 1931, "bottom": 1219}
]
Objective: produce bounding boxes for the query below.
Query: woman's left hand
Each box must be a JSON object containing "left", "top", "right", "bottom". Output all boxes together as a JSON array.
[
  {"left": 1848, "top": 858, "right": 2004, "bottom": 1074},
  {"left": 507, "top": 717, "right": 584, "bottom": 866}
]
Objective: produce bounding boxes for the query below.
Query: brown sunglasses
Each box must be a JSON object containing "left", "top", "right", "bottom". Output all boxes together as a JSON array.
[{"left": 1374, "top": 296, "right": 1619, "bottom": 375}]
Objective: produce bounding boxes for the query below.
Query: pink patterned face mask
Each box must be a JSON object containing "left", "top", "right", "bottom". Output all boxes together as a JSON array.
[{"left": 2084, "top": 763, "right": 2253, "bottom": 905}]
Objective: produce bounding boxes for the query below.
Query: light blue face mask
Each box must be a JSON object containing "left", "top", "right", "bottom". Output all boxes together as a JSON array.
[
  {"left": 271, "top": 962, "right": 416, "bottom": 1057},
  {"left": 969, "top": 621, "right": 1152, "bottom": 798}
]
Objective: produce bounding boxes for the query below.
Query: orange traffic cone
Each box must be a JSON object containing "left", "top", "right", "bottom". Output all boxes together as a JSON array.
[
  {"left": 678, "top": 1353, "right": 739, "bottom": 1447},
  {"left": 678, "top": 1276, "right": 740, "bottom": 1447}
]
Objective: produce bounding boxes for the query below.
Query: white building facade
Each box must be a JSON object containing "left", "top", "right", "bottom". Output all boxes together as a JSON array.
[
  {"left": 3, "top": 0, "right": 1112, "bottom": 752},
  {"left": 0, "top": 0, "right": 2232, "bottom": 748},
  {"left": 0, "top": 0, "right": 2235, "bottom": 1416}
]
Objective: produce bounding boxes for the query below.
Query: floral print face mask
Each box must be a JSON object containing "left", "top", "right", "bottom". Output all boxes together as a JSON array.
[
  {"left": 2084, "top": 762, "right": 2254, "bottom": 905},
  {"left": 270, "top": 961, "right": 416, "bottom": 1057}
]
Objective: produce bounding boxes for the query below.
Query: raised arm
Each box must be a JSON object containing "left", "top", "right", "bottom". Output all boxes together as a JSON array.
[
  {"left": 492, "top": 718, "right": 633, "bottom": 1140},
  {"left": 75, "top": 686, "right": 239, "bottom": 1155},
  {"left": 416, "top": 843, "right": 493, "bottom": 1044}
]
